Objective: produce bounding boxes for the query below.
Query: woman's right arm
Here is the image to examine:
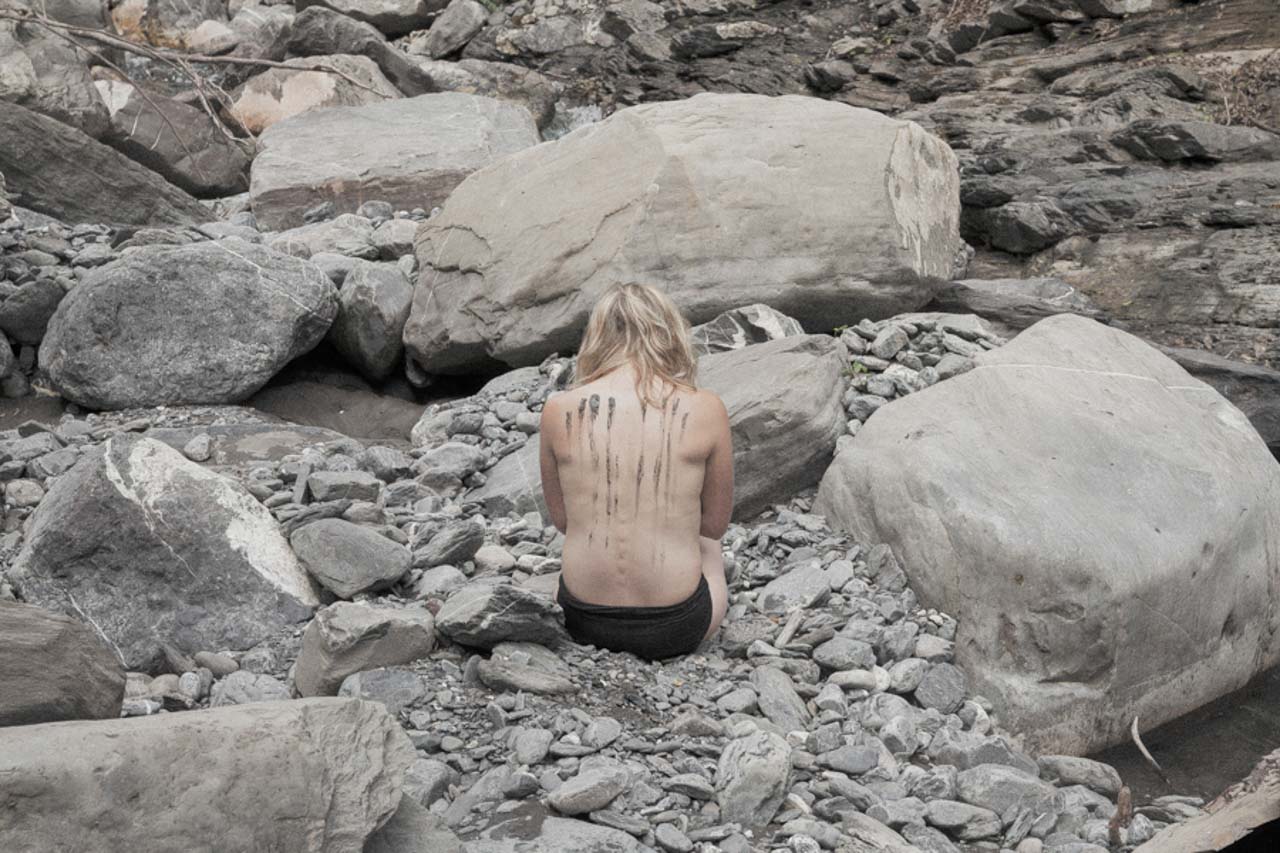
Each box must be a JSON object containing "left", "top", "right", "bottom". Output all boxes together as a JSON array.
[{"left": 698, "top": 391, "right": 734, "bottom": 540}]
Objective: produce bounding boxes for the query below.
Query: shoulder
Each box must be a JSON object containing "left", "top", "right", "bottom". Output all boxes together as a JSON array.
[{"left": 692, "top": 387, "right": 729, "bottom": 420}]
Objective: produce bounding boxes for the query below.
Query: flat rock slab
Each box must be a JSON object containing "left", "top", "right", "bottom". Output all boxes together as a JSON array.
[
  {"left": 291, "top": 518, "right": 411, "bottom": 598},
  {"left": 40, "top": 239, "right": 337, "bottom": 409},
  {"left": 8, "top": 436, "right": 319, "bottom": 672},
  {"left": 295, "top": 602, "right": 435, "bottom": 696},
  {"left": 404, "top": 91, "right": 960, "bottom": 374},
  {"left": 816, "top": 313, "right": 1280, "bottom": 754},
  {"left": 435, "top": 578, "right": 566, "bottom": 649},
  {"left": 249, "top": 92, "right": 539, "bottom": 231},
  {"left": 0, "top": 600, "right": 125, "bottom": 726},
  {"left": 0, "top": 697, "right": 414, "bottom": 853}
]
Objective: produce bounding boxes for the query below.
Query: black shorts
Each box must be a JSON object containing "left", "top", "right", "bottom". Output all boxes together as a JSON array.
[{"left": 556, "top": 574, "right": 713, "bottom": 661}]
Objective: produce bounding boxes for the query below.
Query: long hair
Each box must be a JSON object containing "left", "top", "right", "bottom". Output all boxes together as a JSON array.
[{"left": 573, "top": 282, "right": 698, "bottom": 410}]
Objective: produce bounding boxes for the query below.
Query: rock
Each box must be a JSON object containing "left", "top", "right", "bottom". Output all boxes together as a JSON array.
[
  {"left": 328, "top": 261, "right": 414, "bottom": 381},
  {"left": 250, "top": 92, "right": 538, "bottom": 231},
  {"left": 111, "top": 0, "right": 227, "bottom": 49},
  {"left": 0, "top": 169, "right": 10, "bottom": 222},
  {"left": 928, "top": 277, "right": 1101, "bottom": 338},
  {"left": 0, "top": 600, "right": 125, "bottom": 726},
  {"left": 464, "top": 438, "right": 548, "bottom": 519},
  {"left": 757, "top": 559, "right": 832, "bottom": 614},
  {"left": 915, "top": 663, "right": 967, "bottom": 714},
  {"left": 477, "top": 641, "right": 576, "bottom": 695},
  {"left": 699, "top": 335, "right": 849, "bottom": 519},
  {"left": 338, "top": 667, "right": 430, "bottom": 716},
  {"left": 470, "top": 814, "right": 644, "bottom": 852},
  {"left": 923, "top": 799, "right": 1002, "bottom": 840},
  {"left": 1113, "top": 119, "right": 1280, "bottom": 163},
  {"left": 95, "top": 79, "right": 253, "bottom": 196},
  {"left": 403, "top": 757, "right": 455, "bottom": 806},
  {"left": 415, "top": 519, "right": 484, "bottom": 567},
  {"left": 295, "top": 0, "right": 441, "bottom": 37},
  {"left": 0, "top": 15, "right": 110, "bottom": 138},
  {"left": 411, "top": 565, "right": 467, "bottom": 599},
  {"left": 40, "top": 239, "right": 336, "bottom": 409},
  {"left": 0, "top": 277, "right": 64, "bottom": 345},
  {"left": 209, "top": 670, "right": 291, "bottom": 706},
  {"left": 0, "top": 99, "right": 213, "bottom": 226},
  {"left": 413, "top": 58, "right": 560, "bottom": 130},
  {"left": 8, "top": 436, "right": 319, "bottom": 672},
  {"left": 716, "top": 728, "right": 792, "bottom": 829},
  {"left": 547, "top": 762, "right": 630, "bottom": 814},
  {"left": 307, "top": 470, "right": 383, "bottom": 502},
  {"left": 1036, "top": 756, "right": 1123, "bottom": 798},
  {"left": 690, "top": 303, "right": 806, "bottom": 356},
  {"left": 286, "top": 6, "right": 435, "bottom": 97},
  {"left": 404, "top": 93, "right": 960, "bottom": 374},
  {"left": 366, "top": 797, "right": 465, "bottom": 853},
  {"left": 955, "top": 764, "right": 1058, "bottom": 817},
  {"left": 0, "top": 697, "right": 413, "bottom": 852},
  {"left": 291, "top": 519, "right": 412, "bottom": 598},
  {"left": 229, "top": 55, "right": 402, "bottom": 135},
  {"left": 295, "top": 602, "right": 435, "bottom": 696},
  {"left": 751, "top": 666, "right": 811, "bottom": 733},
  {"left": 815, "top": 314, "right": 1280, "bottom": 754},
  {"left": 417, "top": 0, "right": 487, "bottom": 58},
  {"left": 435, "top": 578, "right": 565, "bottom": 649}
]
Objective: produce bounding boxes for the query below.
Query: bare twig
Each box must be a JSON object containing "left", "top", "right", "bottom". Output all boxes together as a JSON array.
[{"left": 1131, "top": 715, "right": 1172, "bottom": 785}]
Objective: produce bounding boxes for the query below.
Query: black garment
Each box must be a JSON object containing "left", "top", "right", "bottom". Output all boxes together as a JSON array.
[{"left": 557, "top": 574, "right": 713, "bottom": 661}]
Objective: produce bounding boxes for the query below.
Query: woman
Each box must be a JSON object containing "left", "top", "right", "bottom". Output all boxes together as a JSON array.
[{"left": 538, "top": 282, "right": 733, "bottom": 661}]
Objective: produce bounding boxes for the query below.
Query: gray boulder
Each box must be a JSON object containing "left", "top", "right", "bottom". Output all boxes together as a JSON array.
[
  {"left": 547, "top": 762, "right": 630, "bottom": 815},
  {"left": 366, "top": 798, "right": 465, "bottom": 853},
  {"left": 716, "top": 728, "right": 792, "bottom": 829},
  {"left": 290, "top": 519, "right": 412, "bottom": 598},
  {"left": 209, "top": 670, "right": 291, "bottom": 707},
  {"left": 0, "top": 99, "right": 213, "bottom": 226},
  {"left": 286, "top": 5, "right": 435, "bottom": 97},
  {"left": 816, "top": 313, "right": 1280, "bottom": 754},
  {"left": 295, "top": 0, "right": 442, "bottom": 37},
  {"left": 691, "top": 303, "right": 805, "bottom": 356},
  {"left": 8, "top": 436, "right": 320, "bottom": 672},
  {"left": 40, "top": 239, "right": 337, "bottom": 409},
  {"left": 110, "top": 0, "right": 227, "bottom": 49},
  {"left": 229, "top": 54, "right": 402, "bottom": 134},
  {"left": 435, "top": 578, "right": 565, "bottom": 649},
  {"left": 412, "top": 57, "right": 560, "bottom": 130},
  {"left": 95, "top": 79, "right": 253, "bottom": 196},
  {"left": 328, "top": 261, "right": 414, "bottom": 381},
  {"left": 0, "top": 697, "right": 413, "bottom": 852},
  {"left": 250, "top": 92, "right": 539, "bottom": 231},
  {"left": 416, "top": 0, "right": 487, "bottom": 58},
  {"left": 0, "top": 16, "right": 110, "bottom": 138},
  {"left": 467, "top": 814, "right": 643, "bottom": 853},
  {"left": 0, "top": 277, "right": 64, "bottom": 345},
  {"left": 928, "top": 276, "right": 1103, "bottom": 338},
  {"left": 0, "top": 600, "right": 125, "bottom": 726},
  {"left": 404, "top": 92, "right": 960, "bottom": 374},
  {"left": 295, "top": 602, "right": 436, "bottom": 696}
]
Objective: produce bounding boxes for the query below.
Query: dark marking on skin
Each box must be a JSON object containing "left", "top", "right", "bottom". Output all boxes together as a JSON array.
[
  {"left": 607, "top": 396, "right": 616, "bottom": 430},
  {"left": 653, "top": 404, "right": 665, "bottom": 501},
  {"left": 635, "top": 444, "right": 645, "bottom": 508},
  {"left": 565, "top": 411, "right": 573, "bottom": 441},
  {"left": 577, "top": 398, "right": 587, "bottom": 422},
  {"left": 680, "top": 411, "right": 690, "bottom": 437}
]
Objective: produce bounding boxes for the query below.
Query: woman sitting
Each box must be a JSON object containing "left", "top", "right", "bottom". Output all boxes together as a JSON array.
[{"left": 538, "top": 282, "right": 733, "bottom": 661}]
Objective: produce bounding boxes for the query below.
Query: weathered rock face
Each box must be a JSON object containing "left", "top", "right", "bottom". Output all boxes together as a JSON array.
[
  {"left": 435, "top": 578, "right": 565, "bottom": 649},
  {"left": 700, "top": 334, "right": 848, "bottom": 519},
  {"left": 8, "top": 436, "right": 320, "bottom": 672},
  {"left": 716, "top": 728, "right": 792, "bottom": 829},
  {"left": 0, "top": 169, "right": 10, "bottom": 222},
  {"left": 468, "top": 334, "right": 847, "bottom": 522},
  {"left": 690, "top": 303, "right": 806, "bottom": 356},
  {"left": 0, "top": 697, "right": 413, "bottom": 853},
  {"left": 413, "top": 58, "right": 560, "bottom": 130},
  {"left": 249, "top": 92, "right": 540, "bottom": 231},
  {"left": 328, "top": 261, "right": 415, "bottom": 382},
  {"left": 229, "top": 55, "right": 402, "bottom": 134},
  {"left": 290, "top": 518, "right": 412, "bottom": 598},
  {"left": 815, "top": 313, "right": 1280, "bottom": 754},
  {"left": 95, "top": 79, "right": 254, "bottom": 197},
  {"left": 403, "top": 92, "right": 961, "bottom": 374},
  {"left": 0, "top": 600, "right": 125, "bottom": 727},
  {"left": 286, "top": 6, "right": 435, "bottom": 98},
  {"left": 294, "top": 602, "right": 436, "bottom": 697},
  {"left": 0, "top": 99, "right": 214, "bottom": 227},
  {"left": 0, "top": 17, "right": 110, "bottom": 138},
  {"left": 40, "top": 238, "right": 337, "bottom": 409}
]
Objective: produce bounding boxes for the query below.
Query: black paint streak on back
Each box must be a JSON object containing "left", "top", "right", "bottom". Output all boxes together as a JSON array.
[{"left": 565, "top": 411, "right": 573, "bottom": 442}]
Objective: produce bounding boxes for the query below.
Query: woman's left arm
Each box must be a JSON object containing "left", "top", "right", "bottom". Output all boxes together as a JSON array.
[{"left": 538, "top": 395, "right": 568, "bottom": 534}]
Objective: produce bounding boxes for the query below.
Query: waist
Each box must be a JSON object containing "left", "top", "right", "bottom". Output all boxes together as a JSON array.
[{"left": 558, "top": 573, "right": 709, "bottom": 618}]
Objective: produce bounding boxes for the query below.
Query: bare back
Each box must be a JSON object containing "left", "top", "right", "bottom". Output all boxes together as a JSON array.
[{"left": 541, "top": 366, "right": 724, "bottom": 607}]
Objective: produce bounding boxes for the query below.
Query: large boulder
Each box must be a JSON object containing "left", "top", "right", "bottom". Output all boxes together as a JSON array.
[
  {"left": 403, "top": 92, "right": 961, "bottom": 374},
  {"left": 95, "top": 79, "right": 253, "bottom": 197},
  {"left": 286, "top": 6, "right": 435, "bottom": 97},
  {"left": 0, "top": 697, "right": 413, "bottom": 852},
  {"left": 249, "top": 92, "right": 539, "bottom": 231},
  {"left": 0, "top": 16, "right": 110, "bottom": 138},
  {"left": 0, "top": 99, "right": 213, "bottom": 226},
  {"left": 8, "top": 436, "right": 320, "bottom": 672},
  {"left": 229, "top": 55, "right": 402, "bottom": 135},
  {"left": 40, "top": 238, "right": 337, "bottom": 409},
  {"left": 815, "top": 314, "right": 1280, "bottom": 754},
  {"left": 468, "top": 334, "right": 848, "bottom": 522},
  {"left": 413, "top": 57, "right": 560, "bottom": 130},
  {"left": 0, "top": 600, "right": 125, "bottom": 727},
  {"left": 328, "top": 261, "right": 415, "bottom": 382}
]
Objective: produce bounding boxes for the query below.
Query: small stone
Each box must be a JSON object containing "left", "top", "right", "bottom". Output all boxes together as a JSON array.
[
  {"left": 915, "top": 663, "right": 966, "bottom": 714},
  {"left": 655, "top": 823, "right": 693, "bottom": 852}
]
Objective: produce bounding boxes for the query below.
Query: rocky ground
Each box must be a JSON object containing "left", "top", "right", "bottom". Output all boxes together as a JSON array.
[{"left": 3, "top": 0, "right": 1280, "bottom": 851}]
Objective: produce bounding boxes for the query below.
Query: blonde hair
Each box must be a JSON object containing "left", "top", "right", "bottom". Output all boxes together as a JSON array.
[{"left": 573, "top": 282, "right": 698, "bottom": 410}]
